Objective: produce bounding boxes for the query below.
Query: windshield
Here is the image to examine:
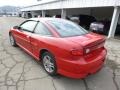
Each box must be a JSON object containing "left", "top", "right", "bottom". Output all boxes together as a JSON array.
[{"left": 48, "top": 19, "right": 88, "bottom": 37}]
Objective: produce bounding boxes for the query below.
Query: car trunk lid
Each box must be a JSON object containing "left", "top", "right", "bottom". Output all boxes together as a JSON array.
[{"left": 65, "top": 33, "right": 106, "bottom": 54}]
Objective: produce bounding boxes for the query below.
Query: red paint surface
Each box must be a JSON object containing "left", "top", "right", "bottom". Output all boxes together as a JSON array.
[{"left": 9, "top": 18, "right": 107, "bottom": 78}]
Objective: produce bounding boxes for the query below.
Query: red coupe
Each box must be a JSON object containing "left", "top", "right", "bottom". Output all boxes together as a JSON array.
[{"left": 9, "top": 18, "right": 107, "bottom": 78}]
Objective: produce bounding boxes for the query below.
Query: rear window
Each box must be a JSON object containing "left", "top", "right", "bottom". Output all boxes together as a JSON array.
[{"left": 48, "top": 19, "right": 88, "bottom": 37}]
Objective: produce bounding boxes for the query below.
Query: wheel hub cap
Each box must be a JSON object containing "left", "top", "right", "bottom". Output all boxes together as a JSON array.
[
  {"left": 43, "top": 55, "right": 54, "bottom": 73},
  {"left": 10, "top": 35, "right": 14, "bottom": 45}
]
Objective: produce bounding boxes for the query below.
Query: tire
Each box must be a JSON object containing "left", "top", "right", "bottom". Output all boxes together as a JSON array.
[
  {"left": 42, "top": 52, "right": 57, "bottom": 76},
  {"left": 9, "top": 34, "right": 17, "bottom": 47}
]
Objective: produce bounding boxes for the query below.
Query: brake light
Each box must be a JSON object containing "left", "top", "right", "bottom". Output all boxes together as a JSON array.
[
  {"left": 85, "top": 48, "right": 91, "bottom": 54},
  {"left": 71, "top": 50, "right": 83, "bottom": 56}
]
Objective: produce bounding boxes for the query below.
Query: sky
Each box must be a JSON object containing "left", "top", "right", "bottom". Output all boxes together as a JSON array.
[{"left": 0, "top": 0, "right": 38, "bottom": 7}]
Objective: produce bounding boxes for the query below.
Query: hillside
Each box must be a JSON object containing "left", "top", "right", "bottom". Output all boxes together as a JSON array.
[{"left": 0, "top": 6, "right": 20, "bottom": 13}]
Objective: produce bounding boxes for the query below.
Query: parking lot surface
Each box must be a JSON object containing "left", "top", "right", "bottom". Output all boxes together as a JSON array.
[{"left": 0, "top": 17, "right": 120, "bottom": 90}]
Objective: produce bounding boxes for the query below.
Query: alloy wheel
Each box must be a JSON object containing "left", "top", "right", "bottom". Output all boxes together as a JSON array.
[{"left": 43, "top": 55, "right": 55, "bottom": 73}]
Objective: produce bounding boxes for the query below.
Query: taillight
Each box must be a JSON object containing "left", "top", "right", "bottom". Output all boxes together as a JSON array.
[
  {"left": 85, "top": 48, "right": 91, "bottom": 54},
  {"left": 71, "top": 49, "right": 83, "bottom": 56}
]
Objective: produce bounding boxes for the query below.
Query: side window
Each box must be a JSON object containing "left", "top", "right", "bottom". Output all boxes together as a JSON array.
[
  {"left": 20, "top": 21, "right": 37, "bottom": 32},
  {"left": 34, "top": 22, "right": 52, "bottom": 36}
]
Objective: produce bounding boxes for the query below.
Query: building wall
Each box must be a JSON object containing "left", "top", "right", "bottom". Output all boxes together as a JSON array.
[
  {"left": 21, "top": 0, "right": 118, "bottom": 11},
  {"left": 27, "top": 7, "right": 113, "bottom": 20}
]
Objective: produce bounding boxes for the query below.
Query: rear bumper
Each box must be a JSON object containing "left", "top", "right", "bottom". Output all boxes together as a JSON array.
[{"left": 57, "top": 49, "right": 107, "bottom": 79}]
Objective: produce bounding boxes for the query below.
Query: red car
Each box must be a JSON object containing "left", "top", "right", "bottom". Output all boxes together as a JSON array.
[{"left": 9, "top": 18, "right": 107, "bottom": 79}]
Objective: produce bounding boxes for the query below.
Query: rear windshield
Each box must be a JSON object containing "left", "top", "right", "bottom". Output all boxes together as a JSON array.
[{"left": 48, "top": 19, "right": 88, "bottom": 37}]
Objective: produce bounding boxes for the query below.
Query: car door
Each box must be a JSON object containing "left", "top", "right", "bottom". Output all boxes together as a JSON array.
[
  {"left": 15, "top": 20, "right": 38, "bottom": 53},
  {"left": 30, "top": 22, "right": 53, "bottom": 59}
]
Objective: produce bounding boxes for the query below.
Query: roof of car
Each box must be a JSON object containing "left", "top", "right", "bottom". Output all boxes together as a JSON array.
[{"left": 29, "top": 17, "right": 64, "bottom": 22}]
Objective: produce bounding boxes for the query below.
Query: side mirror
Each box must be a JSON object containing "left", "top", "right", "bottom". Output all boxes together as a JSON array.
[{"left": 13, "top": 26, "right": 21, "bottom": 30}]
